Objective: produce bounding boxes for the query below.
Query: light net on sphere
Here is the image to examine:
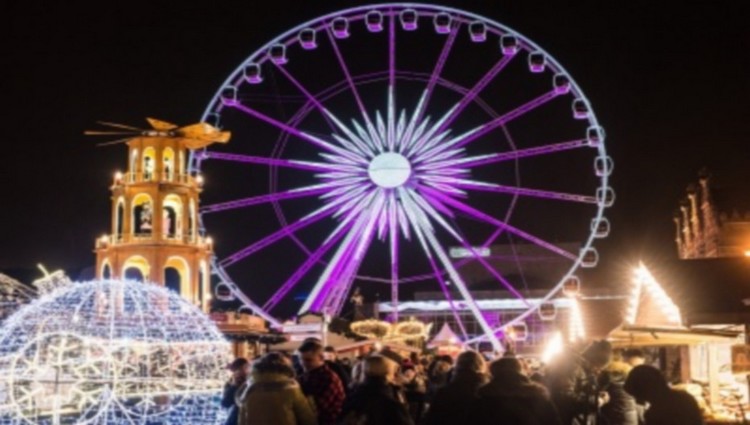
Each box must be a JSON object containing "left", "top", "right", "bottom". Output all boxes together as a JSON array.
[{"left": 0, "top": 279, "right": 231, "bottom": 425}]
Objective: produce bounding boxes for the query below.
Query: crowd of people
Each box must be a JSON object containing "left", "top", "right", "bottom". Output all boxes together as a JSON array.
[{"left": 222, "top": 339, "right": 705, "bottom": 425}]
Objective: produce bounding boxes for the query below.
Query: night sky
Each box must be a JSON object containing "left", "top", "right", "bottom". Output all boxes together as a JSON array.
[{"left": 2, "top": 1, "right": 749, "bottom": 293}]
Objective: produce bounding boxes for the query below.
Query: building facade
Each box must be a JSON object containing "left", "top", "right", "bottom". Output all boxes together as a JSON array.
[{"left": 674, "top": 170, "right": 750, "bottom": 259}]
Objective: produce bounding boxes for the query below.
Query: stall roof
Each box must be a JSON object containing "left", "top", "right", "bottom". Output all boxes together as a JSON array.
[
  {"left": 645, "top": 258, "right": 750, "bottom": 325},
  {"left": 609, "top": 324, "right": 740, "bottom": 347}
]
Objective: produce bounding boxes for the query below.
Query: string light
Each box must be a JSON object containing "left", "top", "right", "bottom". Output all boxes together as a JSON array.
[
  {"left": 626, "top": 263, "right": 682, "bottom": 326},
  {"left": 568, "top": 298, "right": 586, "bottom": 342},
  {"left": 0, "top": 279, "right": 231, "bottom": 425},
  {"left": 542, "top": 332, "right": 564, "bottom": 363}
]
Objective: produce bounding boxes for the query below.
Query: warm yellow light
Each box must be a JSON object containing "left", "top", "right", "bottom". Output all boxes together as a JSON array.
[
  {"left": 542, "top": 332, "right": 564, "bottom": 363},
  {"left": 114, "top": 171, "right": 123, "bottom": 181},
  {"left": 195, "top": 174, "right": 205, "bottom": 186},
  {"left": 744, "top": 250, "right": 750, "bottom": 258}
]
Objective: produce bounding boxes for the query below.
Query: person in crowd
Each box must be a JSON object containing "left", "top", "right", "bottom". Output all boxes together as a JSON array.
[
  {"left": 222, "top": 358, "right": 250, "bottom": 425},
  {"left": 622, "top": 348, "right": 646, "bottom": 367},
  {"left": 324, "top": 345, "right": 352, "bottom": 390},
  {"left": 338, "top": 355, "right": 413, "bottom": 425},
  {"left": 598, "top": 360, "right": 639, "bottom": 425},
  {"left": 400, "top": 363, "right": 427, "bottom": 423},
  {"left": 624, "top": 365, "right": 703, "bottom": 425},
  {"left": 237, "top": 352, "right": 316, "bottom": 425},
  {"left": 298, "top": 339, "right": 346, "bottom": 425},
  {"left": 422, "top": 350, "right": 489, "bottom": 425},
  {"left": 426, "top": 355, "right": 453, "bottom": 400},
  {"left": 471, "top": 356, "right": 562, "bottom": 425}
]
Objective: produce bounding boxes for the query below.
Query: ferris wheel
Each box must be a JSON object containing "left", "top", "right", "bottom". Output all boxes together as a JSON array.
[{"left": 195, "top": 3, "right": 613, "bottom": 351}]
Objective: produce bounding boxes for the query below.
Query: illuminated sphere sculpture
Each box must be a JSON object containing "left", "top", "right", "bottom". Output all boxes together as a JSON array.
[{"left": 0, "top": 279, "right": 231, "bottom": 425}]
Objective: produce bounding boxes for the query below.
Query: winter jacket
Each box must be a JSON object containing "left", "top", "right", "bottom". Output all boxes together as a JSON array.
[
  {"left": 338, "top": 377, "right": 413, "bottom": 425},
  {"left": 237, "top": 372, "right": 317, "bottom": 425},
  {"left": 221, "top": 381, "right": 244, "bottom": 425},
  {"left": 422, "top": 371, "right": 489, "bottom": 425},
  {"left": 644, "top": 389, "right": 704, "bottom": 425},
  {"left": 598, "top": 362, "right": 639, "bottom": 425},
  {"left": 470, "top": 372, "right": 562, "bottom": 425}
]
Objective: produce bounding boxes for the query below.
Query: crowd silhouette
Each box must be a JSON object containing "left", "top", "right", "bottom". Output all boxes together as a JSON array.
[{"left": 222, "top": 339, "right": 704, "bottom": 425}]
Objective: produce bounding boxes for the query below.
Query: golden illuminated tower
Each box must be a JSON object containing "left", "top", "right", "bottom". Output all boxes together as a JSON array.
[{"left": 93, "top": 118, "right": 230, "bottom": 312}]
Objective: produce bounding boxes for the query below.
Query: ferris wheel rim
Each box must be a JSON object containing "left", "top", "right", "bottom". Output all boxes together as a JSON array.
[{"left": 195, "top": 3, "right": 612, "bottom": 348}]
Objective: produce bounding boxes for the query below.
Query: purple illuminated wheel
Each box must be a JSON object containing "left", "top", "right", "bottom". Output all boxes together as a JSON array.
[{"left": 195, "top": 4, "right": 613, "bottom": 351}]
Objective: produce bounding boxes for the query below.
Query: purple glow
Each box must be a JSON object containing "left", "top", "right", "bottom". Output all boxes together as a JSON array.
[
  {"left": 435, "top": 54, "right": 515, "bottom": 135},
  {"left": 420, "top": 185, "right": 577, "bottom": 261},
  {"left": 202, "top": 185, "right": 330, "bottom": 214},
  {"left": 263, "top": 220, "right": 350, "bottom": 311},
  {"left": 205, "top": 151, "right": 336, "bottom": 172},
  {"left": 201, "top": 4, "right": 611, "bottom": 350}
]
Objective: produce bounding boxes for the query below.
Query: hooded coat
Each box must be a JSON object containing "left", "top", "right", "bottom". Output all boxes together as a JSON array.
[
  {"left": 422, "top": 370, "right": 489, "bottom": 425},
  {"left": 237, "top": 372, "right": 317, "bottom": 425},
  {"left": 470, "top": 372, "right": 562, "bottom": 425}
]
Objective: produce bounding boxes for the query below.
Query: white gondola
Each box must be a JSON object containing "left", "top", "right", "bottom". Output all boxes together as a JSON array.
[
  {"left": 469, "top": 21, "right": 487, "bottom": 42},
  {"left": 591, "top": 217, "right": 611, "bottom": 238},
  {"left": 587, "top": 126, "right": 605, "bottom": 148},
  {"left": 366, "top": 11, "right": 384, "bottom": 32},
  {"left": 553, "top": 73, "right": 571, "bottom": 94},
  {"left": 299, "top": 28, "right": 317, "bottom": 50},
  {"left": 215, "top": 282, "right": 236, "bottom": 302},
  {"left": 433, "top": 12, "right": 452, "bottom": 34},
  {"left": 572, "top": 99, "right": 589, "bottom": 119},
  {"left": 332, "top": 17, "right": 350, "bottom": 39},
  {"left": 563, "top": 276, "right": 581, "bottom": 297},
  {"left": 580, "top": 248, "right": 599, "bottom": 268},
  {"left": 594, "top": 155, "right": 614, "bottom": 177},
  {"left": 528, "top": 52, "right": 546, "bottom": 73},
  {"left": 538, "top": 302, "right": 557, "bottom": 320},
  {"left": 596, "top": 187, "right": 615, "bottom": 208},
  {"left": 220, "top": 86, "right": 238, "bottom": 105},
  {"left": 269, "top": 44, "right": 288, "bottom": 65},
  {"left": 400, "top": 9, "right": 418, "bottom": 31},
  {"left": 243, "top": 63, "right": 263, "bottom": 84},
  {"left": 205, "top": 112, "right": 221, "bottom": 128},
  {"left": 509, "top": 322, "right": 528, "bottom": 341},
  {"left": 500, "top": 35, "right": 519, "bottom": 55}
]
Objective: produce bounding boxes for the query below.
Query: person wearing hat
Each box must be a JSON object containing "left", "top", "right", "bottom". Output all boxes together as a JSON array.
[{"left": 222, "top": 357, "right": 250, "bottom": 425}]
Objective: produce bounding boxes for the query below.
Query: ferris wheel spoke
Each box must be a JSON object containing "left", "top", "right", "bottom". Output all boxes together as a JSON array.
[
  {"left": 419, "top": 221, "right": 503, "bottom": 352},
  {"left": 325, "top": 25, "right": 379, "bottom": 145},
  {"left": 420, "top": 185, "right": 577, "bottom": 261},
  {"left": 300, "top": 214, "right": 369, "bottom": 314},
  {"left": 450, "top": 180, "right": 598, "bottom": 204},
  {"left": 417, "top": 89, "right": 561, "bottom": 162},
  {"left": 271, "top": 63, "right": 339, "bottom": 132},
  {"left": 421, "top": 138, "right": 589, "bottom": 170},
  {"left": 411, "top": 188, "right": 530, "bottom": 305},
  {"left": 388, "top": 9, "right": 396, "bottom": 89},
  {"left": 263, "top": 219, "right": 351, "bottom": 312},
  {"left": 201, "top": 184, "right": 330, "bottom": 214},
  {"left": 220, "top": 202, "right": 338, "bottom": 268},
  {"left": 272, "top": 62, "right": 373, "bottom": 156},
  {"left": 229, "top": 101, "right": 366, "bottom": 164},
  {"left": 389, "top": 206, "right": 399, "bottom": 321},
  {"left": 435, "top": 53, "right": 516, "bottom": 135},
  {"left": 424, "top": 245, "right": 469, "bottom": 340},
  {"left": 203, "top": 151, "right": 338, "bottom": 172},
  {"left": 415, "top": 23, "right": 460, "bottom": 126}
]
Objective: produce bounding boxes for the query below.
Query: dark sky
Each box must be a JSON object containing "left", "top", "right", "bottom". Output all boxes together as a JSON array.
[{"left": 2, "top": 0, "right": 749, "bottom": 290}]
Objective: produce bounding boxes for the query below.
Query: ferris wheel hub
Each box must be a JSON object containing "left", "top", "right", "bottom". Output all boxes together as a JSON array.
[{"left": 368, "top": 152, "right": 411, "bottom": 188}]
